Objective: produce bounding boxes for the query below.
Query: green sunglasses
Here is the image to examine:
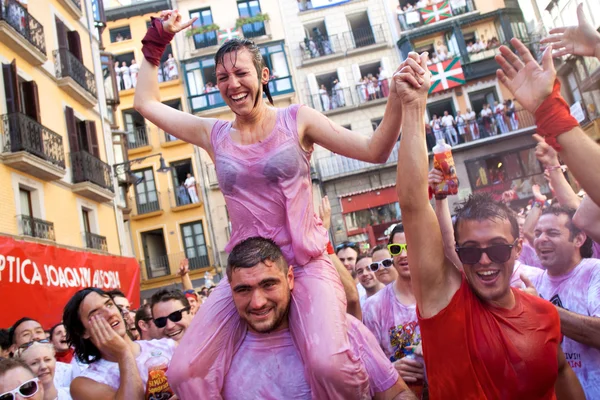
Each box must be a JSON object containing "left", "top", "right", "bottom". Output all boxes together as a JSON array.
[{"left": 387, "top": 243, "right": 408, "bottom": 256}]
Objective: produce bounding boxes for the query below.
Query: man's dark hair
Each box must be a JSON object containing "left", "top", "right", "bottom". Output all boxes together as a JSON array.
[
  {"left": 0, "top": 357, "right": 34, "bottom": 377},
  {"left": 356, "top": 253, "right": 372, "bottom": 264},
  {"left": 106, "top": 289, "right": 126, "bottom": 299},
  {"left": 149, "top": 289, "right": 189, "bottom": 315},
  {"left": 8, "top": 317, "right": 37, "bottom": 345},
  {"left": 369, "top": 245, "right": 389, "bottom": 256},
  {"left": 49, "top": 323, "right": 64, "bottom": 341},
  {"left": 388, "top": 224, "right": 405, "bottom": 245},
  {"left": 453, "top": 193, "right": 519, "bottom": 244},
  {"left": 62, "top": 287, "right": 110, "bottom": 364},
  {"left": 0, "top": 329, "right": 10, "bottom": 352},
  {"left": 335, "top": 241, "right": 360, "bottom": 257},
  {"left": 135, "top": 304, "right": 153, "bottom": 332},
  {"left": 227, "top": 237, "right": 288, "bottom": 280},
  {"left": 541, "top": 205, "right": 593, "bottom": 258},
  {"left": 214, "top": 38, "right": 274, "bottom": 106}
]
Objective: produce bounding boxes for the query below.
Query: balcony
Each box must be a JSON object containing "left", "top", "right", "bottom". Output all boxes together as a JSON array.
[
  {"left": 70, "top": 151, "right": 115, "bottom": 203},
  {"left": 170, "top": 182, "right": 202, "bottom": 212},
  {"left": 300, "top": 25, "right": 386, "bottom": 67},
  {"left": 18, "top": 215, "right": 55, "bottom": 241},
  {"left": 397, "top": 0, "right": 476, "bottom": 33},
  {"left": 141, "top": 250, "right": 210, "bottom": 280},
  {"left": 105, "top": 0, "right": 171, "bottom": 22},
  {"left": 131, "top": 191, "right": 163, "bottom": 220},
  {"left": 239, "top": 19, "right": 269, "bottom": 41},
  {"left": 0, "top": 0, "right": 46, "bottom": 65},
  {"left": 305, "top": 78, "right": 390, "bottom": 116},
  {"left": 126, "top": 126, "right": 151, "bottom": 153},
  {"left": 53, "top": 48, "right": 98, "bottom": 107},
  {"left": 189, "top": 90, "right": 226, "bottom": 114},
  {"left": 56, "top": 0, "right": 82, "bottom": 19},
  {"left": 0, "top": 113, "right": 66, "bottom": 180},
  {"left": 84, "top": 231, "right": 108, "bottom": 252},
  {"left": 160, "top": 129, "right": 184, "bottom": 147}
]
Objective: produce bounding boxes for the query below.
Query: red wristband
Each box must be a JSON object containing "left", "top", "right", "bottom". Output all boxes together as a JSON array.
[
  {"left": 326, "top": 241, "right": 335, "bottom": 255},
  {"left": 141, "top": 17, "right": 175, "bottom": 67},
  {"left": 534, "top": 80, "right": 579, "bottom": 151}
]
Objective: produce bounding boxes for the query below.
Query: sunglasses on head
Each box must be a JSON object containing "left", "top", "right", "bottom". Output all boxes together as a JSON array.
[
  {"left": 455, "top": 240, "right": 518, "bottom": 265},
  {"left": 387, "top": 243, "right": 408, "bottom": 256},
  {"left": 369, "top": 258, "right": 394, "bottom": 272},
  {"left": 335, "top": 242, "right": 356, "bottom": 251},
  {"left": 153, "top": 307, "right": 191, "bottom": 329},
  {"left": 0, "top": 378, "right": 40, "bottom": 400},
  {"left": 18, "top": 338, "right": 49, "bottom": 351}
]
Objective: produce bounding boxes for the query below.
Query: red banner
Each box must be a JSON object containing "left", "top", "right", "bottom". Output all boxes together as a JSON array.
[{"left": 0, "top": 235, "right": 140, "bottom": 329}]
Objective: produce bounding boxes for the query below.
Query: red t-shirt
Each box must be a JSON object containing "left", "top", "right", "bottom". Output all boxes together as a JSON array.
[{"left": 418, "top": 274, "right": 560, "bottom": 399}]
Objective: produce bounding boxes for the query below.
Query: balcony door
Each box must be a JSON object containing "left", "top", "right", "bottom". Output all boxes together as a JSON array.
[
  {"left": 141, "top": 229, "right": 169, "bottom": 278},
  {"left": 122, "top": 109, "right": 146, "bottom": 148},
  {"left": 133, "top": 168, "right": 159, "bottom": 214},
  {"left": 237, "top": 0, "right": 265, "bottom": 37},
  {"left": 181, "top": 221, "right": 209, "bottom": 270}
]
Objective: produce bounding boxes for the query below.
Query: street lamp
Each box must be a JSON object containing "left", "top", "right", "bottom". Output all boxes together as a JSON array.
[{"left": 113, "top": 153, "right": 171, "bottom": 185}]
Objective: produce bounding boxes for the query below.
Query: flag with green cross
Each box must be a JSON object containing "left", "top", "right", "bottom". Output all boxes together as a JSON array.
[{"left": 428, "top": 57, "right": 466, "bottom": 94}]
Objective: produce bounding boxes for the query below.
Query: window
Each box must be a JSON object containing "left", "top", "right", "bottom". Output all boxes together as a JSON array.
[
  {"left": 468, "top": 87, "right": 498, "bottom": 116},
  {"left": 114, "top": 51, "right": 135, "bottom": 91},
  {"left": 171, "top": 159, "right": 200, "bottom": 206},
  {"left": 189, "top": 8, "right": 217, "bottom": 49},
  {"left": 91, "top": 0, "right": 106, "bottom": 29},
  {"left": 122, "top": 109, "right": 147, "bottom": 148},
  {"left": 344, "top": 202, "right": 401, "bottom": 231},
  {"left": 426, "top": 98, "right": 455, "bottom": 120},
  {"left": 82, "top": 209, "right": 91, "bottom": 233},
  {"left": 181, "top": 221, "right": 209, "bottom": 269},
  {"left": 55, "top": 17, "right": 83, "bottom": 63},
  {"left": 20, "top": 188, "right": 33, "bottom": 218},
  {"left": 2, "top": 60, "right": 41, "bottom": 122},
  {"left": 141, "top": 228, "right": 169, "bottom": 278},
  {"left": 465, "top": 147, "right": 549, "bottom": 205},
  {"left": 133, "top": 168, "right": 160, "bottom": 214},
  {"left": 261, "top": 42, "right": 293, "bottom": 96},
  {"left": 109, "top": 26, "right": 131, "bottom": 42},
  {"left": 162, "top": 99, "right": 182, "bottom": 141},
  {"left": 65, "top": 107, "right": 100, "bottom": 158},
  {"left": 347, "top": 11, "right": 375, "bottom": 48},
  {"left": 101, "top": 53, "right": 119, "bottom": 104},
  {"left": 184, "top": 57, "right": 225, "bottom": 112},
  {"left": 237, "top": 0, "right": 265, "bottom": 38}
]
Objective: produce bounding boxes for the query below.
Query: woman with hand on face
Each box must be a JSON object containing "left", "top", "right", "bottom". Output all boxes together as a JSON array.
[{"left": 17, "top": 341, "right": 72, "bottom": 400}]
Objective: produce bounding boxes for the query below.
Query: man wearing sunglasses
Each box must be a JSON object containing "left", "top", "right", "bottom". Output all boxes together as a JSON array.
[
  {"left": 150, "top": 289, "right": 193, "bottom": 343},
  {"left": 64, "top": 288, "right": 177, "bottom": 400},
  {"left": 169, "top": 237, "right": 417, "bottom": 399},
  {"left": 363, "top": 224, "right": 425, "bottom": 394},
  {"left": 135, "top": 304, "right": 161, "bottom": 341},
  {"left": 370, "top": 245, "right": 398, "bottom": 285},
  {"left": 528, "top": 206, "right": 600, "bottom": 399},
  {"left": 395, "top": 56, "right": 584, "bottom": 399},
  {"left": 0, "top": 358, "right": 44, "bottom": 400},
  {"left": 355, "top": 254, "right": 385, "bottom": 306}
]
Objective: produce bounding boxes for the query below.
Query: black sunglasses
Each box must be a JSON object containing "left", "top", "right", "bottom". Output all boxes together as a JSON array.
[
  {"left": 455, "top": 240, "right": 518, "bottom": 264},
  {"left": 369, "top": 258, "right": 394, "bottom": 272},
  {"left": 18, "top": 339, "right": 50, "bottom": 351},
  {"left": 153, "top": 307, "right": 191, "bottom": 328},
  {"left": 0, "top": 378, "right": 40, "bottom": 400}
]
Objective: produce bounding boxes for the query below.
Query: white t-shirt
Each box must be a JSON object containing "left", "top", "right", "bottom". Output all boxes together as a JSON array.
[
  {"left": 184, "top": 176, "right": 196, "bottom": 189},
  {"left": 494, "top": 104, "right": 505, "bottom": 114},
  {"left": 357, "top": 282, "right": 367, "bottom": 306},
  {"left": 481, "top": 108, "right": 492, "bottom": 117},
  {"left": 530, "top": 258, "right": 600, "bottom": 399},
  {"left": 441, "top": 115, "right": 455, "bottom": 127},
  {"left": 465, "top": 111, "right": 476, "bottom": 121},
  {"left": 54, "top": 362, "right": 73, "bottom": 390}
]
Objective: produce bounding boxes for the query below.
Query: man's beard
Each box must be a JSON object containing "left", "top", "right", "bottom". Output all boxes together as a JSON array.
[{"left": 247, "top": 293, "right": 291, "bottom": 334}]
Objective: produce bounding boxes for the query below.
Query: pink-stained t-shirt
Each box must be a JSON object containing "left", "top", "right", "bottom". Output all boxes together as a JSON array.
[
  {"left": 519, "top": 242, "right": 544, "bottom": 268},
  {"left": 211, "top": 105, "right": 328, "bottom": 267},
  {"left": 530, "top": 258, "right": 600, "bottom": 399},
  {"left": 223, "top": 316, "right": 399, "bottom": 399},
  {"left": 80, "top": 339, "right": 176, "bottom": 391},
  {"left": 362, "top": 283, "right": 421, "bottom": 363},
  {"left": 510, "top": 261, "right": 544, "bottom": 289}
]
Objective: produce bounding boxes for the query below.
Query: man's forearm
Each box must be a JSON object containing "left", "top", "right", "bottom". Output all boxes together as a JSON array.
[
  {"left": 181, "top": 272, "right": 193, "bottom": 291},
  {"left": 573, "top": 196, "right": 600, "bottom": 243},
  {"left": 523, "top": 205, "right": 542, "bottom": 245},
  {"left": 369, "top": 97, "right": 404, "bottom": 163},
  {"left": 558, "top": 307, "right": 600, "bottom": 349},
  {"left": 548, "top": 169, "right": 580, "bottom": 209},
  {"left": 115, "top": 351, "right": 145, "bottom": 400}
]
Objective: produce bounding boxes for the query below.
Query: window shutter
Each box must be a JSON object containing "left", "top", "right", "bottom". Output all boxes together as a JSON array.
[
  {"left": 22, "top": 81, "right": 41, "bottom": 123},
  {"left": 67, "top": 30, "right": 83, "bottom": 63},
  {"left": 55, "top": 18, "right": 68, "bottom": 49},
  {"left": 65, "top": 106, "right": 80, "bottom": 153},
  {"left": 85, "top": 120, "right": 100, "bottom": 158},
  {"left": 2, "top": 60, "right": 21, "bottom": 114}
]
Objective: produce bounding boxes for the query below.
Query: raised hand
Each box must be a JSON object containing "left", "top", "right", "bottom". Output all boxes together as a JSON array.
[
  {"left": 178, "top": 258, "right": 189, "bottom": 277},
  {"left": 160, "top": 10, "right": 197, "bottom": 35},
  {"left": 495, "top": 38, "right": 555, "bottom": 113},
  {"left": 428, "top": 168, "right": 444, "bottom": 190},
  {"left": 318, "top": 196, "right": 332, "bottom": 231},
  {"left": 532, "top": 184, "right": 547, "bottom": 202},
  {"left": 533, "top": 134, "right": 560, "bottom": 167},
  {"left": 392, "top": 52, "right": 431, "bottom": 107},
  {"left": 89, "top": 315, "right": 131, "bottom": 361},
  {"left": 540, "top": 3, "right": 600, "bottom": 59}
]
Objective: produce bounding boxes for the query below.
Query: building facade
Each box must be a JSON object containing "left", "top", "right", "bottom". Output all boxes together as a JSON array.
[
  {"left": 172, "top": 0, "right": 299, "bottom": 265},
  {"left": 0, "top": 0, "right": 135, "bottom": 256},
  {"left": 293, "top": 0, "right": 546, "bottom": 247},
  {"left": 103, "top": 0, "right": 219, "bottom": 300}
]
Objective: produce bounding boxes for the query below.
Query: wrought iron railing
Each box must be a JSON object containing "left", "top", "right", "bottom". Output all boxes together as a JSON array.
[
  {"left": 133, "top": 190, "right": 161, "bottom": 215},
  {"left": 1, "top": 112, "right": 65, "bottom": 169},
  {"left": 0, "top": 0, "right": 46, "bottom": 55},
  {"left": 240, "top": 20, "right": 266, "bottom": 39},
  {"left": 141, "top": 250, "right": 210, "bottom": 280},
  {"left": 397, "top": 0, "right": 475, "bottom": 31},
  {"left": 305, "top": 78, "right": 390, "bottom": 113},
  {"left": 172, "top": 183, "right": 201, "bottom": 207},
  {"left": 84, "top": 231, "right": 108, "bottom": 251},
  {"left": 53, "top": 48, "right": 97, "bottom": 98},
  {"left": 191, "top": 29, "right": 218, "bottom": 50},
  {"left": 68, "top": 0, "right": 82, "bottom": 12},
  {"left": 300, "top": 34, "right": 342, "bottom": 61},
  {"left": 18, "top": 215, "right": 55, "bottom": 241},
  {"left": 343, "top": 24, "right": 385, "bottom": 50},
  {"left": 126, "top": 126, "right": 149, "bottom": 149},
  {"left": 70, "top": 151, "right": 114, "bottom": 191}
]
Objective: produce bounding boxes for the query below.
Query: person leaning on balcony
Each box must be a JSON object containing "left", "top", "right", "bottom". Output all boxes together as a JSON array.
[{"left": 134, "top": 8, "right": 427, "bottom": 399}]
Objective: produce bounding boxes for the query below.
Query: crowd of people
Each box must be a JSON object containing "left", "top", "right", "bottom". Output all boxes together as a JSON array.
[
  {"left": 114, "top": 54, "right": 179, "bottom": 92},
  {"left": 316, "top": 67, "right": 391, "bottom": 111},
  {"left": 396, "top": 0, "right": 470, "bottom": 30},
  {"left": 3, "top": 5, "right": 600, "bottom": 400}
]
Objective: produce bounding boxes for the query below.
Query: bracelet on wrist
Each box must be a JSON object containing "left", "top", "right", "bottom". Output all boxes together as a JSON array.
[
  {"left": 545, "top": 165, "right": 566, "bottom": 173},
  {"left": 532, "top": 199, "right": 545, "bottom": 208}
]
